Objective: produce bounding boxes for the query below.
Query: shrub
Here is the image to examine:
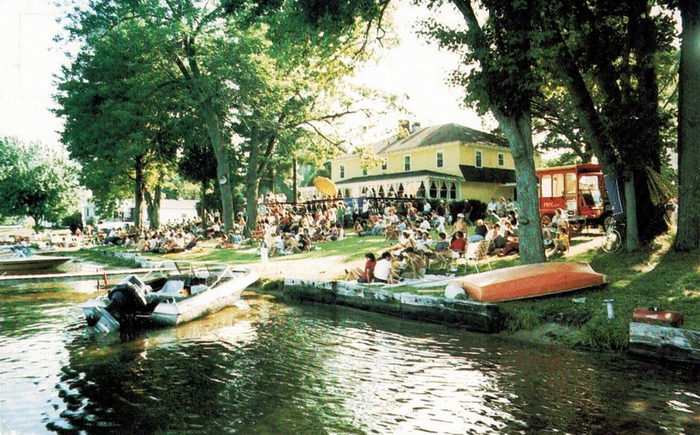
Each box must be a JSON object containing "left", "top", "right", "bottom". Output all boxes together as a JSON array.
[{"left": 62, "top": 211, "right": 83, "bottom": 234}]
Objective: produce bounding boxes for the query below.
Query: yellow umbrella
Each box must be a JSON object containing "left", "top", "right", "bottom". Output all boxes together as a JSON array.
[{"left": 313, "top": 176, "right": 337, "bottom": 197}]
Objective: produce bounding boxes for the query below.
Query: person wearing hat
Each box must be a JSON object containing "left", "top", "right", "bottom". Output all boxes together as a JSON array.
[{"left": 453, "top": 214, "right": 468, "bottom": 234}]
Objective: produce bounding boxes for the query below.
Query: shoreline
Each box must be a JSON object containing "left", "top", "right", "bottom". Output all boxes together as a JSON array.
[{"left": 48, "top": 232, "right": 700, "bottom": 362}]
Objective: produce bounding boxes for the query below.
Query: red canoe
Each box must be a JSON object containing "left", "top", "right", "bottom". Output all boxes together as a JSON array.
[{"left": 450, "top": 262, "right": 607, "bottom": 302}]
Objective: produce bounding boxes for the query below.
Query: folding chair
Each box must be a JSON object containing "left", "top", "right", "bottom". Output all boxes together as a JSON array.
[{"left": 463, "top": 240, "right": 492, "bottom": 274}]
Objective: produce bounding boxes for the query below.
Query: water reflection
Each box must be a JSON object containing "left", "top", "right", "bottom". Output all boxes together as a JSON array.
[{"left": 0, "top": 284, "right": 698, "bottom": 433}]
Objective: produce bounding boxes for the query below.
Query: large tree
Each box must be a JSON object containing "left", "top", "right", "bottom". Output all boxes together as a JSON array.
[
  {"left": 56, "top": 19, "right": 181, "bottom": 229},
  {"left": 675, "top": 0, "right": 700, "bottom": 250},
  {"left": 421, "top": 0, "right": 547, "bottom": 263},
  {"left": 537, "top": 0, "right": 675, "bottom": 249},
  {"left": 0, "top": 138, "right": 80, "bottom": 232}
]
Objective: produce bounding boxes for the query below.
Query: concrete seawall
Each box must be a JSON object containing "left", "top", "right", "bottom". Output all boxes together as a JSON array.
[{"left": 284, "top": 278, "right": 505, "bottom": 333}]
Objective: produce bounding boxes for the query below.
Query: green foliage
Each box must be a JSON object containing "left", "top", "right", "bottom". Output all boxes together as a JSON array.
[
  {"left": 61, "top": 211, "right": 84, "bottom": 233},
  {"left": 0, "top": 137, "right": 80, "bottom": 231}
]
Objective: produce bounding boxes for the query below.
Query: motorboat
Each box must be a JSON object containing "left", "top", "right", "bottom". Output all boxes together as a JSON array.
[
  {"left": 449, "top": 262, "right": 606, "bottom": 302},
  {"left": 0, "top": 246, "right": 70, "bottom": 272},
  {"left": 82, "top": 263, "right": 258, "bottom": 333}
]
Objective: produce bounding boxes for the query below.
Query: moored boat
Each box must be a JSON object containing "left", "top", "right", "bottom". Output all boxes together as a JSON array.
[
  {"left": 0, "top": 255, "right": 71, "bottom": 272},
  {"left": 450, "top": 262, "right": 606, "bottom": 302},
  {"left": 82, "top": 263, "right": 258, "bottom": 333}
]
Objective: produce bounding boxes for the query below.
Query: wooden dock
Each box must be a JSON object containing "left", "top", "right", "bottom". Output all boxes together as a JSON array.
[
  {"left": 284, "top": 278, "right": 505, "bottom": 333},
  {"left": 0, "top": 268, "right": 176, "bottom": 286},
  {"left": 628, "top": 322, "right": 700, "bottom": 365}
]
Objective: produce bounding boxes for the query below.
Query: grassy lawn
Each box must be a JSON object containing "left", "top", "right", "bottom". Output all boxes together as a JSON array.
[
  {"left": 156, "top": 234, "right": 393, "bottom": 264},
  {"left": 499, "top": 235, "right": 700, "bottom": 350}
]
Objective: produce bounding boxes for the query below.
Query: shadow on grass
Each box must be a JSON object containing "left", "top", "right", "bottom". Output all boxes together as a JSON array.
[{"left": 500, "top": 240, "right": 700, "bottom": 349}]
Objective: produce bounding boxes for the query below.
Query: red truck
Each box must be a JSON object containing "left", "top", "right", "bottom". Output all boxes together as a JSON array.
[{"left": 536, "top": 163, "right": 611, "bottom": 230}]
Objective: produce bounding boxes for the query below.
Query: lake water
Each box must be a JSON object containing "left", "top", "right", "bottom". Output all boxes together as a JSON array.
[{"left": 1, "top": 279, "right": 698, "bottom": 433}]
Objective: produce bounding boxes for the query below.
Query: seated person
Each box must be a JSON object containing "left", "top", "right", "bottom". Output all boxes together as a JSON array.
[
  {"left": 468, "top": 219, "right": 488, "bottom": 243},
  {"left": 401, "top": 247, "right": 426, "bottom": 279},
  {"left": 384, "top": 222, "right": 400, "bottom": 241},
  {"left": 166, "top": 233, "right": 186, "bottom": 253},
  {"left": 497, "top": 230, "right": 520, "bottom": 256},
  {"left": 548, "top": 220, "right": 570, "bottom": 256},
  {"left": 283, "top": 234, "right": 301, "bottom": 254},
  {"left": 346, "top": 253, "right": 376, "bottom": 283},
  {"left": 449, "top": 231, "right": 467, "bottom": 259},
  {"left": 487, "top": 223, "right": 507, "bottom": 254},
  {"left": 353, "top": 220, "right": 363, "bottom": 235},
  {"left": 389, "top": 231, "right": 417, "bottom": 253},
  {"left": 373, "top": 251, "right": 394, "bottom": 284},
  {"left": 453, "top": 215, "right": 468, "bottom": 234}
]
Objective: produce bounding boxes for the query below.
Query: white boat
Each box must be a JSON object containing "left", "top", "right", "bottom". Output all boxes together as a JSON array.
[
  {"left": 82, "top": 263, "right": 258, "bottom": 333},
  {"left": 0, "top": 251, "right": 70, "bottom": 272}
]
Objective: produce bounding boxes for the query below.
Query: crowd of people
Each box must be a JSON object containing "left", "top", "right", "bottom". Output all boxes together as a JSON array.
[{"left": 5, "top": 193, "right": 574, "bottom": 277}]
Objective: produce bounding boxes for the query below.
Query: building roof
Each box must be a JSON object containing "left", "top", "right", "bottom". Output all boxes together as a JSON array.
[
  {"left": 336, "top": 170, "right": 463, "bottom": 185},
  {"left": 371, "top": 123, "right": 507, "bottom": 154}
]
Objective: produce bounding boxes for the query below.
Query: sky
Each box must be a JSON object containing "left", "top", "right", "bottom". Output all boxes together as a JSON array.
[{"left": 0, "top": 0, "right": 489, "bottom": 150}]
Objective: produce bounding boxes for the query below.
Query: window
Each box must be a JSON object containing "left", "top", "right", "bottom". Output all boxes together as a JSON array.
[
  {"left": 381, "top": 158, "right": 388, "bottom": 170},
  {"left": 440, "top": 182, "right": 448, "bottom": 199},
  {"left": 498, "top": 153, "right": 505, "bottom": 166},
  {"left": 339, "top": 165, "right": 345, "bottom": 179},
  {"left": 449, "top": 183, "right": 457, "bottom": 199},
  {"left": 436, "top": 151, "right": 444, "bottom": 168},
  {"left": 429, "top": 182, "right": 437, "bottom": 198},
  {"left": 417, "top": 182, "right": 426, "bottom": 198},
  {"left": 541, "top": 174, "right": 552, "bottom": 197},
  {"left": 362, "top": 167, "right": 368, "bottom": 176},
  {"left": 565, "top": 173, "right": 577, "bottom": 195},
  {"left": 475, "top": 150, "right": 483, "bottom": 168},
  {"left": 404, "top": 155, "right": 411, "bottom": 171},
  {"left": 552, "top": 173, "right": 565, "bottom": 197}
]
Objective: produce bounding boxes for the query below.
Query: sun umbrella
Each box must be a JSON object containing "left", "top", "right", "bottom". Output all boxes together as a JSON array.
[{"left": 313, "top": 176, "right": 337, "bottom": 197}]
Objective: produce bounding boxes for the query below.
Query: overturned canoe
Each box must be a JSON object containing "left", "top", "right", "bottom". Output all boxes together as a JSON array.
[{"left": 450, "top": 262, "right": 606, "bottom": 302}]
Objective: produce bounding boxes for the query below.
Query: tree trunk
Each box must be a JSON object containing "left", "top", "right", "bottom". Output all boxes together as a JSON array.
[
  {"left": 624, "top": 176, "right": 640, "bottom": 252},
  {"left": 200, "top": 180, "right": 208, "bottom": 235},
  {"left": 145, "top": 184, "right": 162, "bottom": 230},
  {"left": 292, "top": 157, "right": 298, "bottom": 205},
  {"left": 499, "top": 113, "right": 546, "bottom": 264},
  {"left": 133, "top": 155, "right": 144, "bottom": 230},
  {"left": 245, "top": 141, "right": 260, "bottom": 236},
  {"left": 202, "top": 101, "right": 234, "bottom": 232},
  {"left": 676, "top": 0, "right": 700, "bottom": 251}
]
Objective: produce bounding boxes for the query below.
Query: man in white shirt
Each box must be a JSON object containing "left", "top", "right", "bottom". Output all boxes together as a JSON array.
[
  {"left": 487, "top": 198, "right": 497, "bottom": 214},
  {"left": 373, "top": 252, "right": 393, "bottom": 283}
]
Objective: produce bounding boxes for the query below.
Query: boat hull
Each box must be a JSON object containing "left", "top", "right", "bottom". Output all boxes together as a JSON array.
[
  {"left": 148, "top": 271, "right": 259, "bottom": 327},
  {"left": 0, "top": 256, "right": 70, "bottom": 272},
  {"left": 450, "top": 262, "right": 606, "bottom": 302},
  {"left": 82, "top": 267, "right": 258, "bottom": 332}
]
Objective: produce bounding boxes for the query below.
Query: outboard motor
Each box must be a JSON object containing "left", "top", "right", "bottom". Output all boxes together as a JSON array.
[{"left": 107, "top": 275, "right": 149, "bottom": 316}]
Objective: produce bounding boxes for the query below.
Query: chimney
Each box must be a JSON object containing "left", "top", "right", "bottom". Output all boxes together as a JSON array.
[{"left": 411, "top": 121, "right": 421, "bottom": 132}]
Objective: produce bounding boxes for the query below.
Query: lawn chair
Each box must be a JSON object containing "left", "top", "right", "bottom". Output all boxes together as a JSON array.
[{"left": 462, "top": 240, "right": 492, "bottom": 274}]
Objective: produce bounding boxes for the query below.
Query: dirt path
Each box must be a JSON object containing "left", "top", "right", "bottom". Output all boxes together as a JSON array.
[{"left": 247, "top": 255, "right": 365, "bottom": 280}]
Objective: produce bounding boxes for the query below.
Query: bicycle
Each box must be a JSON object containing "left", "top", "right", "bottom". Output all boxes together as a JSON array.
[{"left": 601, "top": 216, "right": 626, "bottom": 253}]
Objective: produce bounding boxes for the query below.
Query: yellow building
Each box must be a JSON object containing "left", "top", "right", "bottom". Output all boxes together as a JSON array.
[{"left": 328, "top": 123, "right": 534, "bottom": 202}]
